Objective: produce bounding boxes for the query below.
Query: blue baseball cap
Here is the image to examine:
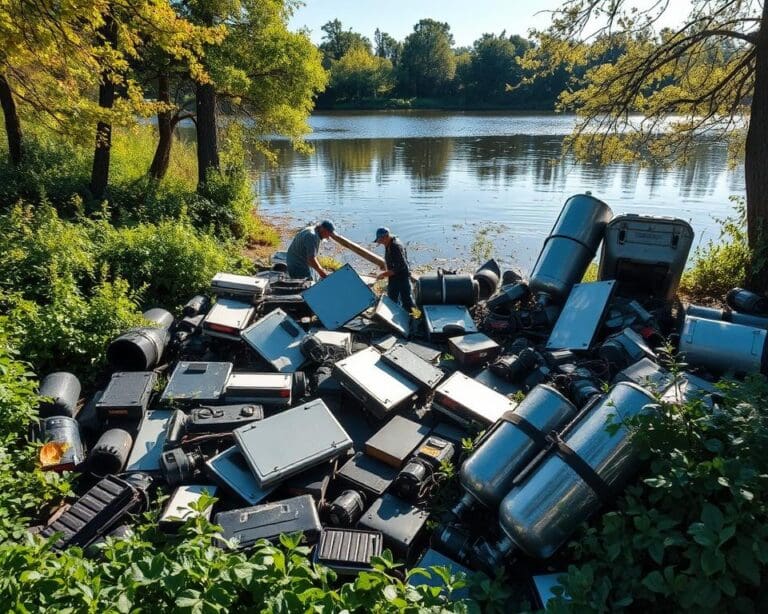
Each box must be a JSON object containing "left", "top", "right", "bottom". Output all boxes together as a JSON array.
[
  {"left": 319, "top": 219, "right": 335, "bottom": 233},
  {"left": 373, "top": 227, "right": 390, "bottom": 243}
]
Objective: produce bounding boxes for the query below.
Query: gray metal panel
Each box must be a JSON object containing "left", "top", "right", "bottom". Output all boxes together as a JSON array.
[
  {"left": 334, "top": 347, "right": 420, "bottom": 410},
  {"left": 679, "top": 316, "right": 767, "bottom": 374},
  {"left": 546, "top": 281, "right": 616, "bottom": 350},
  {"left": 202, "top": 298, "right": 256, "bottom": 339},
  {"left": 241, "top": 308, "right": 307, "bottom": 373},
  {"left": 205, "top": 446, "right": 275, "bottom": 505},
  {"left": 234, "top": 399, "right": 352, "bottom": 488},
  {"left": 433, "top": 372, "right": 516, "bottom": 426},
  {"left": 373, "top": 295, "right": 411, "bottom": 337},
  {"left": 422, "top": 305, "right": 477, "bottom": 337},
  {"left": 125, "top": 410, "right": 171, "bottom": 473},
  {"left": 381, "top": 344, "right": 444, "bottom": 389},
  {"left": 302, "top": 264, "right": 376, "bottom": 330},
  {"left": 160, "top": 362, "right": 233, "bottom": 405}
]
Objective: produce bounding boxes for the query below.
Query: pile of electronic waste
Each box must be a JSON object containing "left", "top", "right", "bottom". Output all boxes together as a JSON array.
[{"left": 31, "top": 193, "right": 768, "bottom": 606}]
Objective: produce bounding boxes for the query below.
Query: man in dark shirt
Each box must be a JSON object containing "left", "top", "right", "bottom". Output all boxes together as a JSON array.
[{"left": 374, "top": 227, "right": 415, "bottom": 312}]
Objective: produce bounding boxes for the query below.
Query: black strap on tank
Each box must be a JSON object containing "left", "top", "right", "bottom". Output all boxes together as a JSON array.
[
  {"left": 549, "top": 433, "right": 614, "bottom": 504},
  {"left": 501, "top": 411, "right": 548, "bottom": 449}
]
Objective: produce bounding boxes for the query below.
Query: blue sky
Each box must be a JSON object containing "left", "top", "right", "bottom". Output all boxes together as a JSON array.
[{"left": 289, "top": 0, "right": 692, "bottom": 48}]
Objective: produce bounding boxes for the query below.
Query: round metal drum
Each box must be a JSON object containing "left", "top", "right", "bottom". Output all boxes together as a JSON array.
[
  {"left": 550, "top": 194, "right": 613, "bottom": 248},
  {"left": 529, "top": 237, "right": 594, "bottom": 302}
]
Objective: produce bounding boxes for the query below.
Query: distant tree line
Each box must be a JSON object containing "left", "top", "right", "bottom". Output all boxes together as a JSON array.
[{"left": 315, "top": 18, "right": 570, "bottom": 109}]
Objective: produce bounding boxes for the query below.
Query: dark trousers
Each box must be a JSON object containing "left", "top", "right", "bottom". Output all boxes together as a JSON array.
[{"left": 387, "top": 274, "right": 415, "bottom": 312}]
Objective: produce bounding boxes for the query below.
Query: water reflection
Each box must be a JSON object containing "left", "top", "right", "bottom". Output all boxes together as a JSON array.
[{"left": 253, "top": 131, "right": 743, "bottom": 270}]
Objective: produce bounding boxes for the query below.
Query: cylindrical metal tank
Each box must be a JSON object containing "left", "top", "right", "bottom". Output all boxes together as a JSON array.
[
  {"left": 474, "top": 259, "right": 501, "bottom": 300},
  {"left": 183, "top": 295, "right": 210, "bottom": 317},
  {"left": 39, "top": 416, "right": 85, "bottom": 472},
  {"left": 486, "top": 282, "right": 530, "bottom": 311},
  {"left": 496, "top": 382, "right": 655, "bottom": 559},
  {"left": 142, "top": 307, "right": 174, "bottom": 330},
  {"left": 416, "top": 273, "right": 478, "bottom": 306},
  {"left": 89, "top": 428, "right": 133, "bottom": 475},
  {"left": 686, "top": 304, "right": 768, "bottom": 330},
  {"left": 726, "top": 288, "right": 768, "bottom": 316},
  {"left": 38, "top": 372, "right": 81, "bottom": 418},
  {"left": 455, "top": 385, "right": 577, "bottom": 515},
  {"left": 528, "top": 194, "right": 613, "bottom": 302},
  {"left": 679, "top": 316, "right": 767, "bottom": 375},
  {"left": 107, "top": 327, "right": 170, "bottom": 371}
]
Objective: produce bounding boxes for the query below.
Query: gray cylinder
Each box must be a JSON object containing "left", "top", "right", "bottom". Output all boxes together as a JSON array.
[
  {"left": 39, "top": 372, "right": 81, "bottom": 418},
  {"left": 497, "top": 382, "right": 655, "bottom": 559},
  {"left": 685, "top": 304, "right": 768, "bottom": 330},
  {"left": 89, "top": 428, "right": 133, "bottom": 475},
  {"left": 457, "top": 385, "right": 577, "bottom": 512},
  {"left": 143, "top": 307, "right": 174, "bottom": 330},
  {"left": 183, "top": 295, "right": 210, "bottom": 317},
  {"left": 726, "top": 288, "right": 768, "bottom": 316},
  {"left": 416, "top": 273, "right": 478, "bottom": 306},
  {"left": 529, "top": 194, "right": 613, "bottom": 302},
  {"left": 679, "top": 316, "right": 767, "bottom": 375},
  {"left": 474, "top": 259, "right": 501, "bottom": 300},
  {"left": 107, "top": 327, "right": 169, "bottom": 371},
  {"left": 39, "top": 416, "right": 85, "bottom": 471}
]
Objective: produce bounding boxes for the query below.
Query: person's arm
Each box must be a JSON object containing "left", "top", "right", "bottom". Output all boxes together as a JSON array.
[{"left": 308, "top": 255, "right": 328, "bottom": 278}]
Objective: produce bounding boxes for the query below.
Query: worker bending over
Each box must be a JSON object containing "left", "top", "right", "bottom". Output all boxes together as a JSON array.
[
  {"left": 374, "top": 227, "right": 415, "bottom": 312},
  {"left": 286, "top": 220, "right": 335, "bottom": 280}
]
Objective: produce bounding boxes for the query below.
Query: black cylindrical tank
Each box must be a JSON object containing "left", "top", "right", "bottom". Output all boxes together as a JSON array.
[{"left": 38, "top": 372, "right": 81, "bottom": 418}]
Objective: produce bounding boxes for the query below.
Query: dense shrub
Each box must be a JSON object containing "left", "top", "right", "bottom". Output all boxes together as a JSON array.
[
  {"left": 680, "top": 204, "right": 751, "bottom": 301},
  {"left": 548, "top": 372, "right": 768, "bottom": 612},
  {"left": 97, "top": 220, "right": 248, "bottom": 310}
]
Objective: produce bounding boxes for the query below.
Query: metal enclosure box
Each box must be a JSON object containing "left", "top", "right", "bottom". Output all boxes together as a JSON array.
[
  {"left": 96, "top": 371, "right": 157, "bottom": 420},
  {"left": 159, "top": 485, "right": 218, "bottom": 531},
  {"left": 210, "top": 273, "right": 268, "bottom": 301},
  {"left": 302, "top": 264, "right": 377, "bottom": 330},
  {"left": 241, "top": 308, "right": 307, "bottom": 373},
  {"left": 125, "top": 410, "right": 172, "bottom": 473},
  {"left": 432, "top": 372, "right": 517, "bottom": 429},
  {"left": 448, "top": 332, "right": 501, "bottom": 367},
  {"left": 332, "top": 347, "right": 421, "bottom": 419},
  {"left": 381, "top": 344, "right": 445, "bottom": 390},
  {"left": 546, "top": 281, "right": 616, "bottom": 351},
  {"left": 422, "top": 305, "right": 478, "bottom": 342},
  {"left": 474, "top": 367, "right": 523, "bottom": 396},
  {"left": 202, "top": 298, "right": 256, "bottom": 340},
  {"left": 336, "top": 451, "right": 399, "bottom": 498},
  {"left": 373, "top": 295, "right": 411, "bottom": 337},
  {"left": 598, "top": 214, "right": 694, "bottom": 303},
  {"left": 314, "top": 528, "right": 383, "bottom": 574},
  {"left": 224, "top": 372, "right": 293, "bottom": 407},
  {"left": 373, "top": 336, "right": 442, "bottom": 363},
  {"left": 160, "top": 362, "right": 232, "bottom": 407},
  {"left": 215, "top": 495, "right": 321, "bottom": 549},
  {"left": 679, "top": 316, "right": 767, "bottom": 375},
  {"left": 204, "top": 446, "right": 275, "bottom": 505},
  {"left": 234, "top": 399, "right": 352, "bottom": 488},
  {"left": 357, "top": 493, "right": 428, "bottom": 562},
  {"left": 364, "top": 416, "right": 431, "bottom": 469}
]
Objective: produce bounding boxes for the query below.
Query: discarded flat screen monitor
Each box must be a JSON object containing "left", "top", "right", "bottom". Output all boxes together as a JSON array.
[
  {"left": 432, "top": 372, "right": 516, "bottom": 428},
  {"left": 302, "top": 264, "right": 376, "bottom": 330},
  {"left": 160, "top": 362, "right": 233, "bottom": 407},
  {"left": 234, "top": 398, "right": 353, "bottom": 488},
  {"left": 125, "top": 410, "right": 172, "bottom": 473},
  {"left": 546, "top": 280, "right": 616, "bottom": 351},
  {"left": 204, "top": 446, "right": 275, "bottom": 505},
  {"left": 422, "top": 305, "right": 477, "bottom": 342},
  {"left": 332, "top": 347, "right": 421, "bottom": 419},
  {"left": 373, "top": 295, "right": 411, "bottom": 337},
  {"left": 241, "top": 308, "right": 307, "bottom": 373}
]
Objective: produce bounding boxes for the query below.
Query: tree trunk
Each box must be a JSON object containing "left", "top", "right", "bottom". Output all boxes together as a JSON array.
[
  {"left": 745, "top": 3, "right": 768, "bottom": 289},
  {"left": 89, "top": 17, "right": 118, "bottom": 201},
  {"left": 0, "top": 73, "right": 23, "bottom": 166},
  {"left": 149, "top": 74, "right": 173, "bottom": 181},
  {"left": 195, "top": 81, "right": 219, "bottom": 190}
]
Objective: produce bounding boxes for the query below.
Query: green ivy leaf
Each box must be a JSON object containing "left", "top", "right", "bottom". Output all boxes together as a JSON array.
[{"left": 641, "top": 570, "right": 666, "bottom": 594}]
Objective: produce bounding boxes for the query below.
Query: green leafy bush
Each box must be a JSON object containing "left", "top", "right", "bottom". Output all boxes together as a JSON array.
[
  {"left": 547, "top": 372, "right": 768, "bottom": 613},
  {"left": 97, "top": 220, "right": 247, "bottom": 310},
  {"left": 680, "top": 204, "right": 751, "bottom": 301}
]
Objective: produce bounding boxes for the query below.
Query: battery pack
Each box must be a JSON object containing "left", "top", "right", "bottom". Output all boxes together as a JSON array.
[
  {"left": 314, "top": 528, "right": 383, "bottom": 574},
  {"left": 202, "top": 298, "right": 255, "bottom": 341},
  {"left": 357, "top": 493, "right": 428, "bottom": 562},
  {"left": 215, "top": 494, "right": 321, "bottom": 549},
  {"left": 336, "top": 452, "right": 399, "bottom": 499},
  {"left": 96, "top": 371, "right": 157, "bottom": 420},
  {"left": 432, "top": 372, "right": 517, "bottom": 429},
  {"left": 364, "top": 416, "right": 431, "bottom": 469},
  {"left": 447, "top": 333, "right": 501, "bottom": 367},
  {"left": 210, "top": 273, "right": 268, "bottom": 301},
  {"left": 223, "top": 372, "right": 294, "bottom": 407},
  {"left": 380, "top": 344, "right": 445, "bottom": 390}
]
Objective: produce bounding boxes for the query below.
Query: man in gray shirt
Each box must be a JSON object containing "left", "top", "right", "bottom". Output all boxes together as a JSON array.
[{"left": 286, "top": 220, "right": 335, "bottom": 279}]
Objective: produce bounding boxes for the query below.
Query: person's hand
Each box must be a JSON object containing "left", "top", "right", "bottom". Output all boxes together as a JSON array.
[
  {"left": 376, "top": 271, "right": 389, "bottom": 280},
  {"left": 319, "top": 269, "right": 328, "bottom": 279}
]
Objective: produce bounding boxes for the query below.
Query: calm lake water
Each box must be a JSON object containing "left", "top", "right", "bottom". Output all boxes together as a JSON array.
[{"left": 252, "top": 111, "right": 745, "bottom": 273}]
